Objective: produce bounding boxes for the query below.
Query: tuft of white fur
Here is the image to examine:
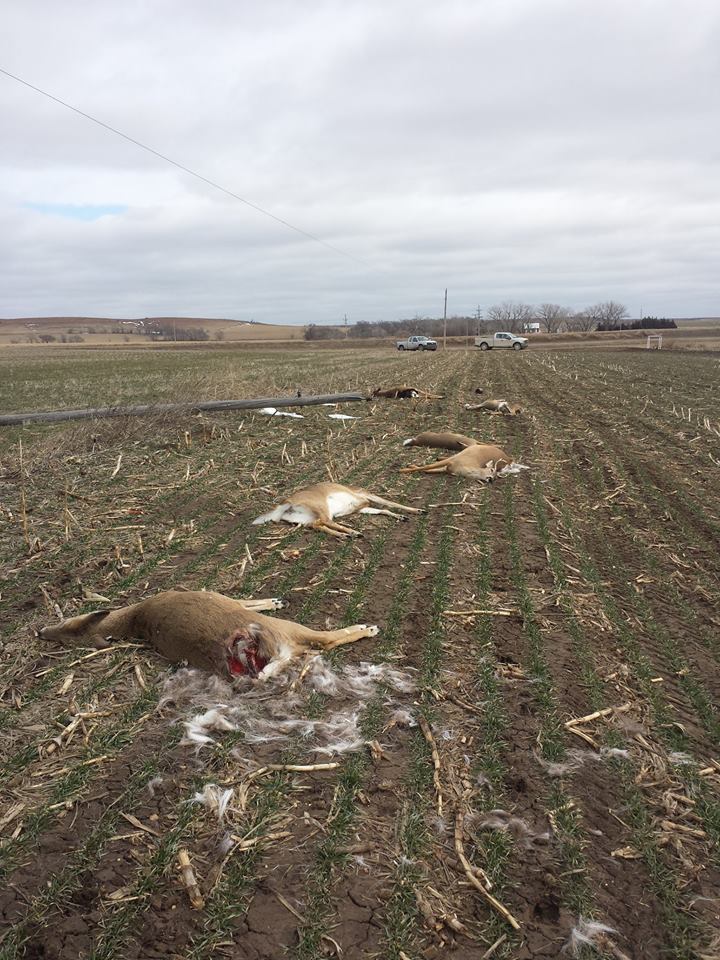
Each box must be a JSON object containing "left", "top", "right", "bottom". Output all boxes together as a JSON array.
[
  {"left": 402, "top": 438, "right": 413, "bottom": 446},
  {"left": 477, "top": 809, "right": 551, "bottom": 848},
  {"left": 537, "top": 749, "right": 592, "bottom": 777},
  {"left": 600, "top": 746, "right": 629, "bottom": 759},
  {"left": 191, "top": 783, "right": 234, "bottom": 822},
  {"left": 388, "top": 708, "right": 416, "bottom": 728},
  {"left": 218, "top": 832, "right": 235, "bottom": 854},
  {"left": 563, "top": 917, "right": 617, "bottom": 955},
  {"left": 146, "top": 776, "right": 164, "bottom": 797}
]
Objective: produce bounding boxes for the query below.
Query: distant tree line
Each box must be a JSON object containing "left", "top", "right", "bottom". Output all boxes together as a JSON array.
[
  {"left": 596, "top": 316, "right": 676, "bottom": 331},
  {"left": 305, "top": 300, "right": 676, "bottom": 339}
]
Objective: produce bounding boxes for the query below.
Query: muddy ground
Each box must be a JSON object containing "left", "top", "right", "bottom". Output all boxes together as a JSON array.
[{"left": 1, "top": 347, "right": 719, "bottom": 959}]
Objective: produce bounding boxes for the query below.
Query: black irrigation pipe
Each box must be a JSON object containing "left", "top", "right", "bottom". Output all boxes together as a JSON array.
[{"left": 0, "top": 392, "right": 367, "bottom": 426}]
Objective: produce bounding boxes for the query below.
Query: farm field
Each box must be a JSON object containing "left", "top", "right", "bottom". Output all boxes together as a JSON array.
[{"left": 1, "top": 346, "right": 719, "bottom": 960}]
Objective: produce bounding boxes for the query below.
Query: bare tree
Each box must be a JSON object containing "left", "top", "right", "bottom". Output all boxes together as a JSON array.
[
  {"left": 535, "top": 303, "right": 572, "bottom": 334},
  {"left": 486, "top": 301, "right": 535, "bottom": 334},
  {"left": 567, "top": 309, "right": 597, "bottom": 332},
  {"left": 593, "top": 300, "right": 629, "bottom": 328},
  {"left": 577, "top": 301, "right": 629, "bottom": 331}
]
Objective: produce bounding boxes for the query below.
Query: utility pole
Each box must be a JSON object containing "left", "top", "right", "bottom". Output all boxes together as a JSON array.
[{"left": 443, "top": 288, "right": 448, "bottom": 349}]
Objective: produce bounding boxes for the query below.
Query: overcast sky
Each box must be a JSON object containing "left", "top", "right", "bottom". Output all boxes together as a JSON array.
[{"left": 2, "top": 0, "right": 719, "bottom": 324}]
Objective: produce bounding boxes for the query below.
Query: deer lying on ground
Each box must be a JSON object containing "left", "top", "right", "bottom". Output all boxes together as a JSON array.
[
  {"left": 403, "top": 431, "right": 479, "bottom": 452},
  {"left": 400, "top": 443, "right": 522, "bottom": 482},
  {"left": 370, "top": 386, "right": 443, "bottom": 400},
  {"left": 464, "top": 399, "right": 523, "bottom": 416},
  {"left": 253, "top": 482, "right": 422, "bottom": 538},
  {"left": 39, "top": 591, "right": 379, "bottom": 680}
]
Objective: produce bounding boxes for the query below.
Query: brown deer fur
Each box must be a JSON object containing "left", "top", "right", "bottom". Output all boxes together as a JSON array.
[
  {"left": 403, "top": 431, "right": 478, "bottom": 452},
  {"left": 39, "top": 591, "right": 379, "bottom": 680},
  {"left": 400, "top": 443, "right": 514, "bottom": 481},
  {"left": 464, "top": 399, "right": 523, "bottom": 416}
]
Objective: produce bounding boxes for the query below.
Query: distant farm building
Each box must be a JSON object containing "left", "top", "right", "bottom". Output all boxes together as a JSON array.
[{"left": 524, "top": 322, "right": 541, "bottom": 333}]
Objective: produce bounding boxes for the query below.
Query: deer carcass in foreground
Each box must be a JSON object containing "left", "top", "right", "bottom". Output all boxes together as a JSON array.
[
  {"left": 464, "top": 399, "right": 523, "bottom": 416},
  {"left": 400, "top": 443, "right": 522, "bottom": 482},
  {"left": 253, "top": 482, "right": 421, "bottom": 538},
  {"left": 39, "top": 591, "right": 378, "bottom": 680},
  {"left": 403, "top": 431, "right": 478, "bottom": 452},
  {"left": 370, "top": 386, "right": 443, "bottom": 399}
]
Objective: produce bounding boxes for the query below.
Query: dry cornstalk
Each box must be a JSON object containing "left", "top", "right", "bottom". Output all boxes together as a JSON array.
[
  {"left": 110, "top": 454, "right": 123, "bottom": 478},
  {"left": 454, "top": 809, "right": 520, "bottom": 930},
  {"left": 418, "top": 717, "right": 443, "bottom": 816},
  {"left": 230, "top": 829, "right": 292, "bottom": 851},
  {"left": 481, "top": 934, "right": 508, "bottom": 958},
  {"left": 177, "top": 849, "right": 204, "bottom": 909},
  {"left": 566, "top": 726, "right": 598, "bottom": 748},
  {"left": 660, "top": 820, "right": 706, "bottom": 838},
  {"left": 565, "top": 703, "right": 631, "bottom": 728},
  {"left": 265, "top": 762, "right": 339, "bottom": 773}
]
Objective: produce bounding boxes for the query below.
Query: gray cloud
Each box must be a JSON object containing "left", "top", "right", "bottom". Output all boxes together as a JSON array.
[{"left": 2, "top": 0, "right": 719, "bottom": 322}]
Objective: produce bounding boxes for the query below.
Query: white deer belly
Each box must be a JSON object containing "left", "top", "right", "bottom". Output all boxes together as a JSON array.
[
  {"left": 282, "top": 504, "right": 317, "bottom": 525},
  {"left": 326, "top": 490, "right": 364, "bottom": 518}
]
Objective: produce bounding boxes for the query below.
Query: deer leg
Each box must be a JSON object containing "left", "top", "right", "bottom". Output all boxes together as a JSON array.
[
  {"left": 239, "top": 597, "right": 286, "bottom": 611},
  {"left": 359, "top": 507, "right": 407, "bottom": 520},
  {"left": 311, "top": 520, "right": 350, "bottom": 539},
  {"left": 400, "top": 461, "right": 451, "bottom": 474},
  {"left": 291, "top": 622, "right": 379, "bottom": 651},
  {"left": 326, "top": 518, "right": 361, "bottom": 535},
  {"left": 401, "top": 462, "right": 450, "bottom": 474},
  {"left": 364, "top": 494, "right": 422, "bottom": 513}
]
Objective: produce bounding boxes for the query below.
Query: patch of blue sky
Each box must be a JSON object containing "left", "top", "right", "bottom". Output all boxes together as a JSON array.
[{"left": 24, "top": 202, "right": 127, "bottom": 221}]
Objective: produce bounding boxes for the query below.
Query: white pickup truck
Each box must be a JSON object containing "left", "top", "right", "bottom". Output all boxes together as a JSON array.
[
  {"left": 397, "top": 335, "right": 438, "bottom": 351},
  {"left": 475, "top": 331, "right": 529, "bottom": 351}
]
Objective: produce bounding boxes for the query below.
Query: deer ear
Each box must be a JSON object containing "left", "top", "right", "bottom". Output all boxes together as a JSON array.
[{"left": 78, "top": 609, "right": 114, "bottom": 628}]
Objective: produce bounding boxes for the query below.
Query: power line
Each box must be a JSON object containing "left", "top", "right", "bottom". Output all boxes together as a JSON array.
[{"left": 0, "top": 65, "right": 371, "bottom": 267}]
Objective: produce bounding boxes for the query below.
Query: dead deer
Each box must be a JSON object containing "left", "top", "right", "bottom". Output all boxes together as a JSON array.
[
  {"left": 253, "top": 482, "right": 422, "bottom": 538},
  {"left": 403, "top": 431, "right": 478, "bottom": 452},
  {"left": 39, "top": 591, "right": 379, "bottom": 681},
  {"left": 400, "top": 443, "right": 518, "bottom": 482},
  {"left": 370, "top": 386, "right": 443, "bottom": 400},
  {"left": 464, "top": 399, "right": 523, "bottom": 416}
]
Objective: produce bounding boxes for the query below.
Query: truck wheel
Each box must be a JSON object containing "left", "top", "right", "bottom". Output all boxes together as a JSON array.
[
  {"left": 479, "top": 342, "right": 489, "bottom": 351},
  {"left": 398, "top": 345, "right": 405, "bottom": 351},
  {"left": 513, "top": 342, "right": 522, "bottom": 351}
]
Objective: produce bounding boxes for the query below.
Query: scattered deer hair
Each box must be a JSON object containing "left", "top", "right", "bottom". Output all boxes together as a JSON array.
[
  {"left": 252, "top": 481, "right": 422, "bottom": 539},
  {"left": 39, "top": 590, "right": 379, "bottom": 679},
  {"left": 164, "top": 657, "right": 416, "bottom": 757}
]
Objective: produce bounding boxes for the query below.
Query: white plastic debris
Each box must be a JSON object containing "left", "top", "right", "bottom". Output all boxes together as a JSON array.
[{"left": 257, "top": 407, "right": 304, "bottom": 418}]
